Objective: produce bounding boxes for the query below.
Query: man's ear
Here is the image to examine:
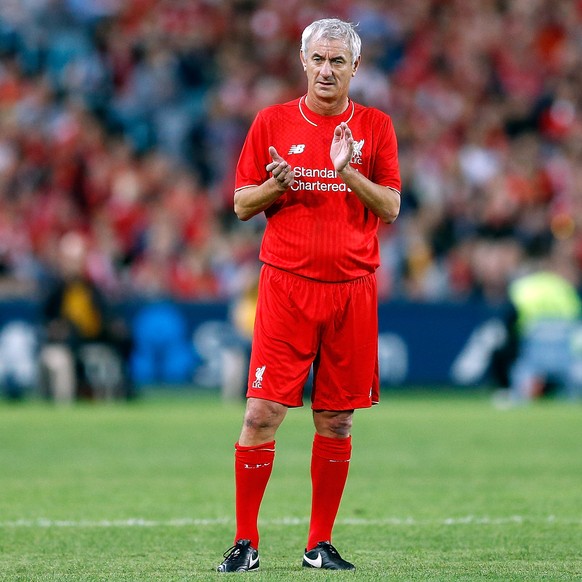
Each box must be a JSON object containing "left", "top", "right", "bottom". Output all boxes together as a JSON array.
[
  {"left": 352, "top": 55, "right": 361, "bottom": 76},
  {"left": 300, "top": 50, "right": 307, "bottom": 71}
]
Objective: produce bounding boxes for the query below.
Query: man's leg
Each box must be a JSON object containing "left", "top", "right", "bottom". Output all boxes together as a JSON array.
[
  {"left": 218, "top": 398, "right": 287, "bottom": 573},
  {"left": 39, "top": 344, "right": 76, "bottom": 403},
  {"left": 301, "top": 410, "right": 355, "bottom": 570},
  {"left": 232, "top": 440, "right": 275, "bottom": 556},
  {"left": 306, "top": 410, "right": 353, "bottom": 552},
  {"left": 234, "top": 397, "right": 286, "bottom": 547}
]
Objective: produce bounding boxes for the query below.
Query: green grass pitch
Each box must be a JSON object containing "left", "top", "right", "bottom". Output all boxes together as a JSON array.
[{"left": 1, "top": 390, "right": 581, "bottom": 581}]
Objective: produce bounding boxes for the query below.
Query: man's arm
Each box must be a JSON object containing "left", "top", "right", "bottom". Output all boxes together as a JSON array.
[
  {"left": 234, "top": 146, "right": 294, "bottom": 221},
  {"left": 331, "top": 122, "right": 401, "bottom": 224}
]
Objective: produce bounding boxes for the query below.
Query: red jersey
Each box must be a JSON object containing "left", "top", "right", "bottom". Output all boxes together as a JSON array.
[{"left": 235, "top": 96, "right": 401, "bottom": 282}]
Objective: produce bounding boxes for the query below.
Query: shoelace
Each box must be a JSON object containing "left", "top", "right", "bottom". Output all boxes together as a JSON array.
[
  {"left": 222, "top": 545, "right": 242, "bottom": 559},
  {"left": 320, "top": 542, "right": 340, "bottom": 556}
]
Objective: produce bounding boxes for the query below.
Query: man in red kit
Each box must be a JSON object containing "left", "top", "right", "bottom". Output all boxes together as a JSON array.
[{"left": 217, "top": 18, "right": 401, "bottom": 573}]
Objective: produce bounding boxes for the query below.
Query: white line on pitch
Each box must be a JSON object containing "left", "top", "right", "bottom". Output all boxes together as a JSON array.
[{"left": 0, "top": 515, "right": 580, "bottom": 528}]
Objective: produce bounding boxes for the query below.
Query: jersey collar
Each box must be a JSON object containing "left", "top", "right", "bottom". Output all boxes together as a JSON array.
[{"left": 298, "top": 95, "right": 355, "bottom": 127}]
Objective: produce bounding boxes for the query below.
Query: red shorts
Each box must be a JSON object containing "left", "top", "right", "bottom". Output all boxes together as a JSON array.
[{"left": 246, "top": 265, "right": 379, "bottom": 410}]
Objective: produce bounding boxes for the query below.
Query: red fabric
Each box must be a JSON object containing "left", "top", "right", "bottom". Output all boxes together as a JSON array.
[
  {"left": 235, "top": 96, "right": 401, "bottom": 282},
  {"left": 247, "top": 265, "right": 379, "bottom": 410},
  {"left": 307, "top": 433, "right": 352, "bottom": 551},
  {"left": 234, "top": 441, "right": 276, "bottom": 549}
]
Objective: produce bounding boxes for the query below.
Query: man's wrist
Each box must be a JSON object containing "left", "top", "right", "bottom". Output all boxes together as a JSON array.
[
  {"left": 337, "top": 164, "right": 354, "bottom": 179},
  {"left": 270, "top": 176, "right": 289, "bottom": 193}
]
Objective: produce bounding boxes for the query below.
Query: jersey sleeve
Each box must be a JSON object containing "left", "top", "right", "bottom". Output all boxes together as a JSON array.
[
  {"left": 372, "top": 114, "right": 401, "bottom": 193},
  {"left": 235, "top": 111, "right": 271, "bottom": 191}
]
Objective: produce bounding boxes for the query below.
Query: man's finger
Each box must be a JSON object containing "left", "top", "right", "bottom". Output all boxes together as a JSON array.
[{"left": 269, "top": 146, "right": 283, "bottom": 161}]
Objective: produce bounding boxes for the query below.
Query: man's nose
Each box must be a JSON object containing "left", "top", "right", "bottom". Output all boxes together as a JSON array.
[{"left": 320, "top": 59, "right": 332, "bottom": 76}]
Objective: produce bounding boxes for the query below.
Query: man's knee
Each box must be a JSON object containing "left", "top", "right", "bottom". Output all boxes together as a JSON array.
[
  {"left": 313, "top": 410, "right": 354, "bottom": 438},
  {"left": 239, "top": 398, "right": 287, "bottom": 445},
  {"left": 244, "top": 398, "right": 286, "bottom": 430}
]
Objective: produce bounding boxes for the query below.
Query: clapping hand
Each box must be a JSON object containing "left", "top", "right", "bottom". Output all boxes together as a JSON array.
[
  {"left": 330, "top": 122, "right": 353, "bottom": 173},
  {"left": 266, "top": 146, "right": 295, "bottom": 191}
]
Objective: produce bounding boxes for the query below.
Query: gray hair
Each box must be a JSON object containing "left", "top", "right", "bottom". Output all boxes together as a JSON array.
[{"left": 301, "top": 19, "right": 361, "bottom": 66}]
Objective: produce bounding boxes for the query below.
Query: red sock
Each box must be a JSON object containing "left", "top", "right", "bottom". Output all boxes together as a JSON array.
[
  {"left": 307, "top": 433, "right": 352, "bottom": 551},
  {"left": 234, "top": 441, "right": 275, "bottom": 549}
]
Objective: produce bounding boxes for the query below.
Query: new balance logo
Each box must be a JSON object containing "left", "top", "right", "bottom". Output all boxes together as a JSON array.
[
  {"left": 288, "top": 144, "right": 305, "bottom": 155},
  {"left": 252, "top": 365, "right": 266, "bottom": 389}
]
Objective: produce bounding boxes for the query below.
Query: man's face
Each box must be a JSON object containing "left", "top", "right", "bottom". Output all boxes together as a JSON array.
[{"left": 301, "top": 37, "right": 359, "bottom": 103}]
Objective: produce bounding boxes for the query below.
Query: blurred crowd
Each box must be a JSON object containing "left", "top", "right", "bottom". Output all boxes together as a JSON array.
[{"left": 1, "top": 0, "right": 582, "bottom": 305}]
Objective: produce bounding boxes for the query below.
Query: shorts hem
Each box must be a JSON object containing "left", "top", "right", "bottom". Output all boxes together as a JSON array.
[
  {"left": 246, "top": 392, "right": 304, "bottom": 408},
  {"left": 310, "top": 400, "right": 377, "bottom": 411}
]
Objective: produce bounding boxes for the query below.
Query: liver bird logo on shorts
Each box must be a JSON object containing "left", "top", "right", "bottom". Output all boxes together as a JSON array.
[{"left": 252, "top": 365, "right": 266, "bottom": 389}]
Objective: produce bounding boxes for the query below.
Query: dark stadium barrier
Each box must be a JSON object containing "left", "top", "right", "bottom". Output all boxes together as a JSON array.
[{"left": 0, "top": 299, "right": 505, "bottom": 395}]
